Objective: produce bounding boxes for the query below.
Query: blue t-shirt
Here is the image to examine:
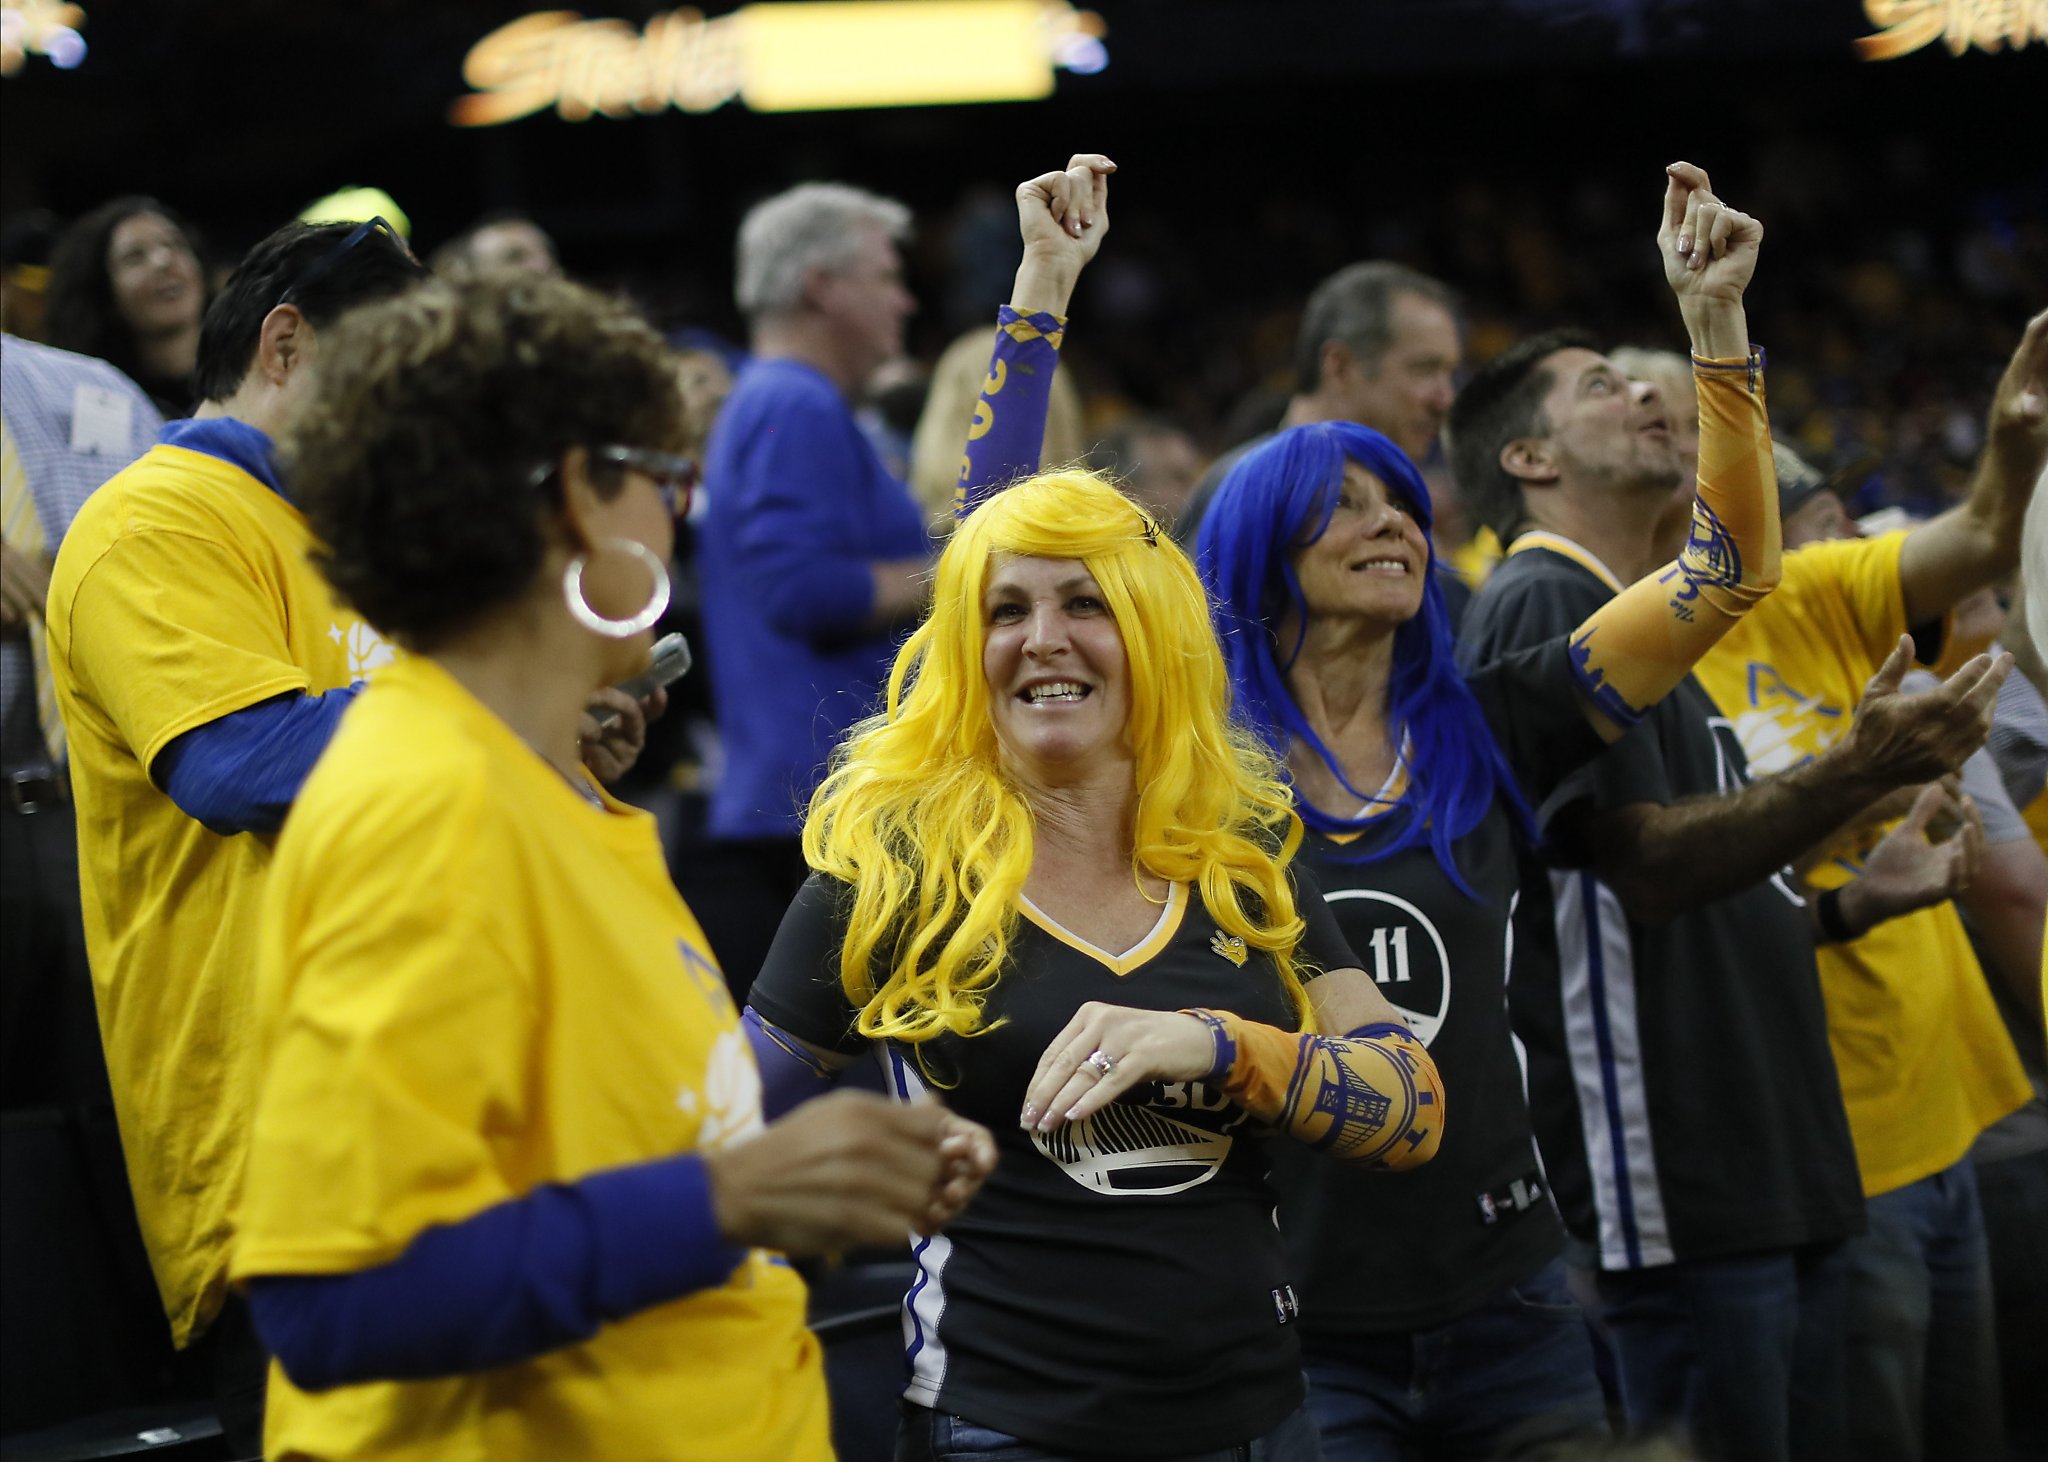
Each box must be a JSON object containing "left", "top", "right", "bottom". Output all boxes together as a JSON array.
[{"left": 696, "top": 358, "right": 930, "bottom": 839}]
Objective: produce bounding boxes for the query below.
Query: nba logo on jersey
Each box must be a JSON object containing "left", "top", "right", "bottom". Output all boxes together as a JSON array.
[{"left": 1271, "top": 1285, "right": 1300, "bottom": 1324}]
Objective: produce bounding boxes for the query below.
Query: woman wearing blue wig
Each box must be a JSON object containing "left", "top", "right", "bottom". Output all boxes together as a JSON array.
[
  {"left": 913, "top": 158, "right": 1787, "bottom": 1456},
  {"left": 1195, "top": 164, "right": 1786, "bottom": 1458}
]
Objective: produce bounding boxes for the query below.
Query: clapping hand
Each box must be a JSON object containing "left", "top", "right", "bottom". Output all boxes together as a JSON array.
[
  {"left": 1009, "top": 153, "right": 1115, "bottom": 317},
  {"left": 1836, "top": 636, "right": 2011, "bottom": 790},
  {"left": 1835, "top": 781, "right": 1984, "bottom": 935},
  {"left": 706, "top": 1092, "right": 997, "bottom": 1258},
  {"left": 1985, "top": 308, "right": 2048, "bottom": 472}
]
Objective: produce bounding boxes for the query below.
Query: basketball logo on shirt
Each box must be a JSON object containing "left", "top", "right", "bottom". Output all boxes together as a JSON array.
[
  {"left": 1031, "top": 1092, "right": 1249, "bottom": 1196},
  {"left": 685, "top": 1028, "right": 766, "bottom": 1150},
  {"left": 327, "top": 619, "right": 396, "bottom": 677},
  {"left": 1323, "top": 889, "right": 1450, "bottom": 1046},
  {"left": 1725, "top": 663, "right": 1844, "bottom": 777}
]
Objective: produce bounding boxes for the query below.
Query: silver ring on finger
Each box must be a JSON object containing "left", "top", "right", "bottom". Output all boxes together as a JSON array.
[{"left": 1085, "top": 1049, "right": 1116, "bottom": 1078}]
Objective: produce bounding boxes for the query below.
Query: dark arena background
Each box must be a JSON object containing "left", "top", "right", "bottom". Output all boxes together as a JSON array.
[{"left": 2, "top": 1, "right": 2044, "bottom": 1458}]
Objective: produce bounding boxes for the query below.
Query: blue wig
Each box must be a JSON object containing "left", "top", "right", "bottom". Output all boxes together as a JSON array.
[{"left": 1196, "top": 421, "right": 1533, "bottom": 894}]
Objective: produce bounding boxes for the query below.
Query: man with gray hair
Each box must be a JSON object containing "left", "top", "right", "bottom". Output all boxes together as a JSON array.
[
  {"left": 1177, "top": 260, "right": 1460, "bottom": 544},
  {"left": 696, "top": 182, "right": 929, "bottom": 988}
]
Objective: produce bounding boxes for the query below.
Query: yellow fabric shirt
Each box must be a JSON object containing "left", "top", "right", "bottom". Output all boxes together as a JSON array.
[
  {"left": 1694, "top": 530, "right": 2029, "bottom": 1196},
  {"left": 231, "top": 655, "right": 828, "bottom": 1462},
  {"left": 2029, "top": 790, "right": 2048, "bottom": 1038},
  {"left": 44, "top": 443, "right": 392, "bottom": 1346}
]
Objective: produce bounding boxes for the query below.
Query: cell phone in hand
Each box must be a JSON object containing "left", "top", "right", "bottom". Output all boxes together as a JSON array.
[{"left": 590, "top": 633, "right": 692, "bottom": 731}]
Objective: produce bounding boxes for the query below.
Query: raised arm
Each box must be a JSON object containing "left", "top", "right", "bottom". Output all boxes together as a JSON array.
[
  {"left": 1896, "top": 309, "right": 2048, "bottom": 626},
  {"left": 954, "top": 153, "right": 1115, "bottom": 518},
  {"left": 1564, "top": 163, "right": 1782, "bottom": 741}
]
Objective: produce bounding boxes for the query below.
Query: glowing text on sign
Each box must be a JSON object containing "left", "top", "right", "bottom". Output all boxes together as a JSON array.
[
  {"left": 451, "top": 0, "right": 1108, "bottom": 127},
  {"left": 1854, "top": 0, "right": 2047, "bottom": 59}
]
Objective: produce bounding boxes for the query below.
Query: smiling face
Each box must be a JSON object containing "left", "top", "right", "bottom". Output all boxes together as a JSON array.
[
  {"left": 1291, "top": 461, "right": 1432, "bottom": 631},
  {"left": 981, "top": 554, "right": 1132, "bottom": 782},
  {"left": 107, "top": 211, "right": 203, "bottom": 339},
  {"left": 1535, "top": 347, "right": 1682, "bottom": 499}
]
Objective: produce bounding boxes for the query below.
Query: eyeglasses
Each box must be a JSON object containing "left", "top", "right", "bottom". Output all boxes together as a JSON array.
[
  {"left": 278, "top": 216, "right": 423, "bottom": 308},
  {"left": 594, "top": 445, "right": 697, "bottom": 516},
  {"left": 529, "top": 445, "right": 698, "bottom": 518}
]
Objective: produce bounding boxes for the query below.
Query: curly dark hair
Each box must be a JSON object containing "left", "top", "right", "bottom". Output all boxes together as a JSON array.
[
  {"left": 44, "top": 196, "right": 208, "bottom": 407},
  {"left": 283, "top": 274, "right": 686, "bottom": 649}
]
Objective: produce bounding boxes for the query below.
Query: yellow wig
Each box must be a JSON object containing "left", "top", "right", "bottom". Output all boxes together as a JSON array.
[{"left": 804, "top": 470, "right": 1315, "bottom": 1047}]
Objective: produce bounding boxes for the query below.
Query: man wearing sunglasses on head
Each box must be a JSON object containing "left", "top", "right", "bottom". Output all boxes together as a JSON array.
[
  {"left": 41, "top": 216, "right": 424, "bottom": 1449},
  {"left": 42, "top": 217, "right": 661, "bottom": 1450}
]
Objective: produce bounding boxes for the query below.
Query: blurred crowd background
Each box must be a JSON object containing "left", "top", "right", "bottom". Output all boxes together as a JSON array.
[{"left": 2, "top": 0, "right": 2044, "bottom": 1450}]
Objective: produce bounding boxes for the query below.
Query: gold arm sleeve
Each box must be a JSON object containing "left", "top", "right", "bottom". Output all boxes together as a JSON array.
[
  {"left": 1569, "top": 350, "right": 1782, "bottom": 730},
  {"left": 1181, "top": 1009, "right": 1445, "bottom": 1170}
]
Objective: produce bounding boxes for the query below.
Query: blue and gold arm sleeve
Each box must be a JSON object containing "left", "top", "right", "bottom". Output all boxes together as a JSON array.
[
  {"left": 1181, "top": 1009, "right": 1445, "bottom": 1170},
  {"left": 1568, "top": 349, "right": 1782, "bottom": 733},
  {"left": 953, "top": 305, "right": 1067, "bottom": 520}
]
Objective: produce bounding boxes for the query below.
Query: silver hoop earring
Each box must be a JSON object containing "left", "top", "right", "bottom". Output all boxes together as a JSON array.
[{"left": 562, "top": 538, "right": 671, "bottom": 639}]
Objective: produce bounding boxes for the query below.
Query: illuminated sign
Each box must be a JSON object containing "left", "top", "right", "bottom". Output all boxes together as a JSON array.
[
  {"left": 1855, "top": 0, "right": 2047, "bottom": 59},
  {"left": 1, "top": 0, "right": 86, "bottom": 76},
  {"left": 452, "top": 0, "right": 1107, "bottom": 127}
]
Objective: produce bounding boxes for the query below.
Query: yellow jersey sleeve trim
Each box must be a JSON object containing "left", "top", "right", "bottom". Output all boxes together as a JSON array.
[{"left": 1505, "top": 531, "right": 1626, "bottom": 593}]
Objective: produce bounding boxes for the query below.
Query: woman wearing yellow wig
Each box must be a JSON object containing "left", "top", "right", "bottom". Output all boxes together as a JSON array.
[{"left": 747, "top": 159, "right": 1443, "bottom": 1462}]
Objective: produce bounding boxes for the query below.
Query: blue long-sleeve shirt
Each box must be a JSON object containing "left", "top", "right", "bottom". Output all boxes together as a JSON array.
[
  {"left": 143, "top": 418, "right": 367, "bottom": 834},
  {"left": 695, "top": 315, "right": 1064, "bottom": 842},
  {"left": 696, "top": 359, "right": 932, "bottom": 840},
  {"left": 248, "top": 1153, "right": 741, "bottom": 1390}
]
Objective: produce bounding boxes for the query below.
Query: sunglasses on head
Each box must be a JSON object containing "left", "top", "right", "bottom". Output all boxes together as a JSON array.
[{"left": 277, "top": 216, "right": 423, "bottom": 308}]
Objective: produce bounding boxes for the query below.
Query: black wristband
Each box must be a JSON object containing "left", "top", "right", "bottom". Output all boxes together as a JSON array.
[{"left": 1816, "top": 886, "right": 1855, "bottom": 944}]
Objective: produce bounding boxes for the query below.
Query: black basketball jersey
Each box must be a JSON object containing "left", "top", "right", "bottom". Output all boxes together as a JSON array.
[
  {"left": 1459, "top": 542, "right": 1864, "bottom": 1269},
  {"left": 1276, "top": 636, "right": 1605, "bottom": 1333},
  {"left": 749, "top": 869, "right": 1358, "bottom": 1457}
]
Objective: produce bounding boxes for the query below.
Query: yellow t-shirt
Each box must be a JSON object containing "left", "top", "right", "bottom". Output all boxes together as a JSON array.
[
  {"left": 44, "top": 442, "right": 394, "bottom": 1346},
  {"left": 1694, "top": 530, "right": 2029, "bottom": 1196},
  {"left": 231, "top": 655, "right": 828, "bottom": 1462},
  {"left": 2029, "top": 790, "right": 2048, "bottom": 1037}
]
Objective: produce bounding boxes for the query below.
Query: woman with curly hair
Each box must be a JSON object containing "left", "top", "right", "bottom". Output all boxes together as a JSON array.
[
  {"left": 227, "top": 270, "right": 994, "bottom": 1462},
  {"left": 44, "top": 196, "right": 208, "bottom": 416},
  {"left": 746, "top": 157, "right": 1443, "bottom": 1462}
]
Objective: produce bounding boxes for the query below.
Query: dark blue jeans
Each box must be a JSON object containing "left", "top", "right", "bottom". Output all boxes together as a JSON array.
[
  {"left": 1575, "top": 1241, "right": 1849, "bottom": 1462},
  {"left": 1300, "top": 1257, "right": 1607, "bottom": 1462},
  {"left": 1976, "top": 1147, "right": 2048, "bottom": 1462},
  {"left": 1840, "top": 1158, "right": 2002, "bottom": 1462},
  {"left": 895, "top": 1402, "right": 1324, "bottom": 1462}
]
